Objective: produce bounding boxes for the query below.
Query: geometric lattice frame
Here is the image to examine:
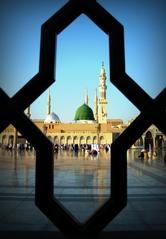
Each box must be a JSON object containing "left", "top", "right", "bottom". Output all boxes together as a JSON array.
[{"left": 0, "top": 0, "right": 165, "bottom": 236}]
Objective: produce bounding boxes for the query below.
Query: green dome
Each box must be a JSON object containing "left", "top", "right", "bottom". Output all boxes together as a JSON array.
[{"left": 74, "top": 104, "right": 95, "bottom": 121}]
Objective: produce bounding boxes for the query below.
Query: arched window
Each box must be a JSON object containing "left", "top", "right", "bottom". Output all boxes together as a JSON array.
[
  {"left": 60, "top": 136, "right": 65, "bottom": 145},
  {"left": 73, "top": 136, "right": 78, "bottom": 145},
  {"left": 8, "top": 135, "right": 14, "bottom": 145},
  {"left": 145, "top": 131, "right": 153, "bottom": 150},
  {"left": 155, "top": 135, "right": 163, "bottom": 148},
  {"left": 54, "top": 136, "right": 59, "bottom": 144},
  {"left": 80, "top": 136, "right": 85, "bottom": 144},
  {"left": 67, "top": 136, "right": 72, "bottom": 145},
  {"left": 86, "top": 136, "right": 91, "bottom": 144},
  {"left": 2, "top": 135, "right": 7, "bottom": 145}
]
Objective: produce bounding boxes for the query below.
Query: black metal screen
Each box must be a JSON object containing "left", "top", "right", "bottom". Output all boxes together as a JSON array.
[{"left": 0, "top": 0, "right": 165, "bottom": 236}]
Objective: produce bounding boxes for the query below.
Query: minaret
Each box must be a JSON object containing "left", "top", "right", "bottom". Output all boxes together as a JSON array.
[
  {"left": 98, "top": 62, "right": 107, "bottom": 123},
  {"left": 25, "top": 106, "right": 31, "bottom": 118},
  {"left": 84, "top": 88, "right": 89, "bottom": 105},
  {"left": 94, "top": 88, "right": 98, "bottom": 122},
  {"left": 47, "top": 88, "right": 51, "bottom": 115}
]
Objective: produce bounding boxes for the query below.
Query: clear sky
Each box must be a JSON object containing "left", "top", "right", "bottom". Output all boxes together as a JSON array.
[{"left": 0, "top": 0, "right": 165, "bottom": 123}]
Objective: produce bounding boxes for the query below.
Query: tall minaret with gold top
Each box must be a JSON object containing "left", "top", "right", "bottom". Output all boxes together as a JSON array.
[{"left": 98, "top": 62, "right": 107, "bottom": 123}]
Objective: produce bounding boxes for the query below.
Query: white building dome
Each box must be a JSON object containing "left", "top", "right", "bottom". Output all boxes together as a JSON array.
[{"left": 44, "top": 112, "right": 60, "bottom": 124}]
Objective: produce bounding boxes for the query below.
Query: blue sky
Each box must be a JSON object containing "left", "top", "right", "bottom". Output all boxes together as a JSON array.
[{"left": 0, "top": 0, "right": 165, "bottom": 123}]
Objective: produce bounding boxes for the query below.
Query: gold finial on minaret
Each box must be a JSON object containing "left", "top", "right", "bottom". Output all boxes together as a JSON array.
[
  {"left": 84, "top": 88, "right": 89, "bottom": 105},
  {"left": 47, "top": 88, "right": 51, "bottom": 115},
  {"left": 100, "top": 61, "right": 106, "bottom": 77}
]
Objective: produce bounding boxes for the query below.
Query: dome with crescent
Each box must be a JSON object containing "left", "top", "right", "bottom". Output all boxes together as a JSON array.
[
  {"left": 74, "top": 103, "right": 95, "bottom": 121},
  {"left": 44, "top": 112, "right": 60, "bottom": 123}
]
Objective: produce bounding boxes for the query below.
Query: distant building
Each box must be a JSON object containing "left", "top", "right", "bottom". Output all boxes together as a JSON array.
[{"left": 0, "top": 63, "right": 165, "bottom": 149}]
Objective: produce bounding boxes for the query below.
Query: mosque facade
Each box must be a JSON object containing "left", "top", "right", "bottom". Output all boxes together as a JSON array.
[{"left": 0, "top": 63, "right": 165, "bottom": 150}]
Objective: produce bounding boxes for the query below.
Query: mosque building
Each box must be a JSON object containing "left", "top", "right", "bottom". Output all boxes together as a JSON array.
[
  {"left": 37, "top": 62, "right": 125, "bottom": 147},
  {"left": 0, "top": 63, "right": 165, "bottom": 150}
]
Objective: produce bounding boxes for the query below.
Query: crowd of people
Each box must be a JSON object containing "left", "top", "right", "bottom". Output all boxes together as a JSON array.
[
  {"left": 54, "top": 143, "right": 111, "bottom": 155},
  {"left": 1, "top": 142, "right": 165, "bottom": 162},
  {"left": 0, "top": 142, "right": 33, "bottom": 151},
  {"left": 138, "top": 148, "right": 158, "bottom": 160},
  {"left": 0, "top": 142, "right": 111, "bottom": 155}
]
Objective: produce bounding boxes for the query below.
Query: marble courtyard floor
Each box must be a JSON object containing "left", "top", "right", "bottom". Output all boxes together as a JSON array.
[{"left": 0, "top": 148, "right": 166, "bottom": 238}]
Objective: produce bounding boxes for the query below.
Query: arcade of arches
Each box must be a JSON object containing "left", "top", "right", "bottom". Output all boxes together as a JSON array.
[
  {"left": 134, "top": 129, "right": 165, "bottom": 149},
  {"left": 48, "top": 135, "right": 103, "bottom": 145},
  {"left": 0, "top": 123, "right": 165, "bottom": 149}
]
